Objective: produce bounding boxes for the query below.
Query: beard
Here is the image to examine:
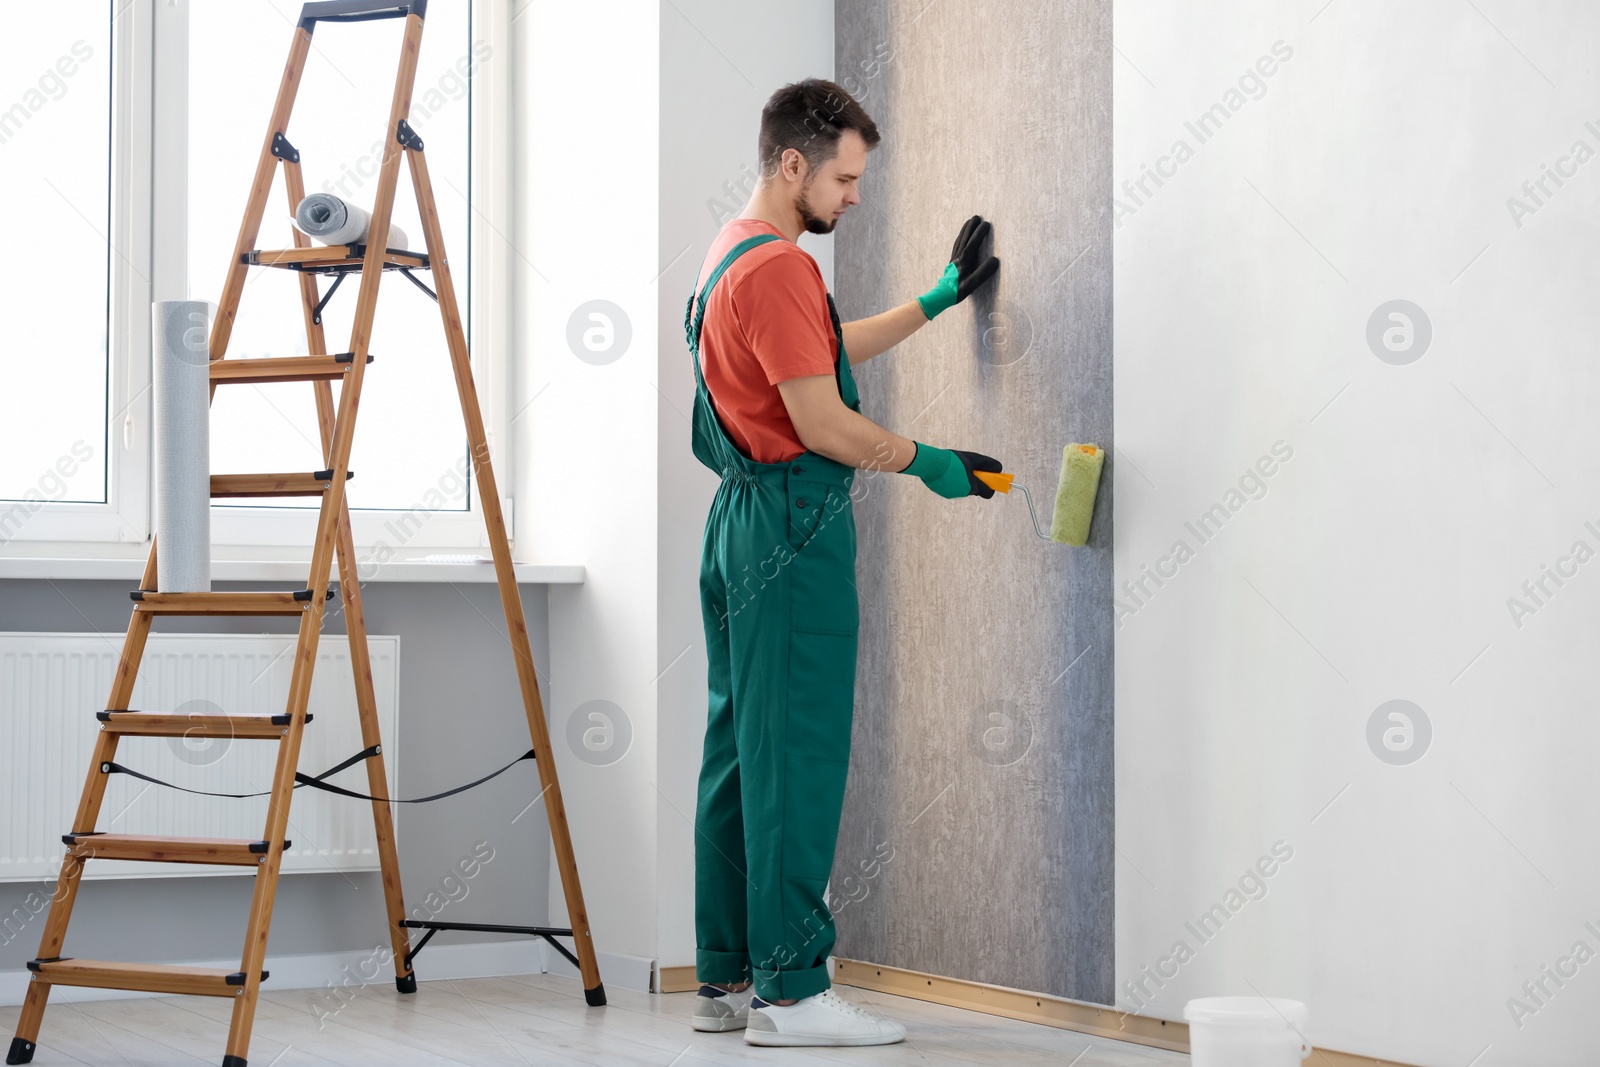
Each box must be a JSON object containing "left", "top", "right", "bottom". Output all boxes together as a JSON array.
[{"left": 795, "top": 181, "right": 837, "bottom": 235}]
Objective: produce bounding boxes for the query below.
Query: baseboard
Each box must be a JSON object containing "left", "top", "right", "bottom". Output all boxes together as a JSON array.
[
  {"left": 831, "top": 958, "right": 1421, "bottom": 1067},
  {"left": 0, "top": 938, "right": 544, "bottom": 1008},
  {"left": 539, "top": 940, "right": 654, "bottom": 994}
]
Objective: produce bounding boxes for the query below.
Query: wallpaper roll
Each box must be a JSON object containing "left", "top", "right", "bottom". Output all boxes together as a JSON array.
[
  {"left": 293, "top": 192, "right": 409, "bottom": 249},
  {"left": 152, "top": 300, "right": 211, "bottom": 592}
]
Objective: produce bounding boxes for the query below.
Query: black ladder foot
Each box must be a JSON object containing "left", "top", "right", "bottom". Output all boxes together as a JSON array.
[
  {"left": 6, "top": 1036, "right": 36, "bottom": 1064},
  {"left": 221, "top": 1056, "right": 246, "bottom": 1067},
  {"left": 395, "top": 972, "right": 417, "bottom": 994},
  {"left": 584, "top": 982, "right": 606, "bottom": 1006}
]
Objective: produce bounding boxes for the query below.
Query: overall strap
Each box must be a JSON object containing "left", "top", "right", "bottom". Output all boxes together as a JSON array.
[{"left": 686, "top": 233, "right": 783, "bottom": 383}]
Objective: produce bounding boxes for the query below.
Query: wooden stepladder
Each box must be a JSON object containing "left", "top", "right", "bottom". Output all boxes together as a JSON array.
[{"left": 7, "top": 3, "right": 604, "bottom": 1065}]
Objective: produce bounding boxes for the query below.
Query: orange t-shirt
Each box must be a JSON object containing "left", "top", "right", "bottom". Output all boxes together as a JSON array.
[{"left": 692, "top": 219, "right": 837, "bottom": 464}]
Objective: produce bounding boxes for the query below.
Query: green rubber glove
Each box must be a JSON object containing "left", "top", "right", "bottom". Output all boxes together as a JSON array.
[
  {"left": 915, "top": 215, "right": 1000, "bottom": 320},
  {"left": 900, "top": 442, "right": 1002, "bottom": 499}
]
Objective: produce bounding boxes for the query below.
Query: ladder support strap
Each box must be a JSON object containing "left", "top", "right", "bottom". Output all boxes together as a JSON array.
[
  {"left": 312, "top": 270, "right": 347, "bottom": 324},
  {"left": 399, "top": 266, "right": 437, "bottom": 302},
  {"left": 399, "top": 920, "right": 579, "bottom": 970},
  {"left": 99, "top": 746, "right": 537, "bottom": 804}
]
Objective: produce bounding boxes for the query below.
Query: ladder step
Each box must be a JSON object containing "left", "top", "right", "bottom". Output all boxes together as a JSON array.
[
  {"left": 210, "top": 470, "right": 354, "bottom": 497},
  {"left": 243, "top": 245, "right": 429, "bottom": 273},
  {"left": 97, "top": 710, "right": 312, "bottom": 738},
  {"left": 26, "top": 958, "right": 268, "bottom": 998},
  {"left": 209, "top": 353, "right": 372, "bottom": 385},
  {"left": 129, "top": 590, "right": 331, "bottom": 615},
  {"left": 61, "top": 834, "right": 289, "bottom": 866}
]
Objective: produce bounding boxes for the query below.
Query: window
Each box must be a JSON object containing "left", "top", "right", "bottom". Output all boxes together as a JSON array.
[
  {"left": 0, "top": 3, "right": 114, "bottom": 539},
  {"left": 0, "top": 0, "right": 511, "bottom": 553}
]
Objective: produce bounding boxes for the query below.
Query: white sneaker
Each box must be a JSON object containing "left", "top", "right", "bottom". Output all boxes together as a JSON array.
[
  {"left": 691, "top": 983, "right": 755, "bottom": 1032},
  {"left": 744, "top": 987, "right": 907, "bottom": 1046}
]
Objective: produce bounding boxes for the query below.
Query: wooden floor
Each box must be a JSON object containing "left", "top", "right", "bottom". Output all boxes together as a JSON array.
[{"left": 1, "top": 972, "right": 1191, "bottom": 1066}]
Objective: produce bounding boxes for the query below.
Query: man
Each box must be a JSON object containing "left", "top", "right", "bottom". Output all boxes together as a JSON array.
[{"left": 686, "top": 78, "right": 1002, "bottom": 1047}]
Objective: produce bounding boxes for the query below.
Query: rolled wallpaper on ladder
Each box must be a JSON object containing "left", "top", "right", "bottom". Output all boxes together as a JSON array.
[{"left": 152, "top": 299, "right": 212, "bottom": 592}]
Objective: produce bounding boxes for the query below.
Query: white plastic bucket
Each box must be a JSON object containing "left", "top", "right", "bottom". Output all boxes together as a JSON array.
[{"left": 1184, "top": 997, "right": 1311, "bottom": 1067}]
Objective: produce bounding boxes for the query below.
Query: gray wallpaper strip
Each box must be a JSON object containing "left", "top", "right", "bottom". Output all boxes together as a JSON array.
[{"left": 832, "top": 0, "right": 1114, "bottom": 1003}]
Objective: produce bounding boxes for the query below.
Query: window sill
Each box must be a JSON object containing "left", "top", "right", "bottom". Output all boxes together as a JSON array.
[{"left": 0, "top": 556, "right": 585, "bottom": 585}]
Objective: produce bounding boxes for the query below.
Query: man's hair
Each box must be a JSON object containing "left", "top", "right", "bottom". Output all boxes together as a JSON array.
[{"left": 758, "top": 78, "right": 880, "bottom": 180}]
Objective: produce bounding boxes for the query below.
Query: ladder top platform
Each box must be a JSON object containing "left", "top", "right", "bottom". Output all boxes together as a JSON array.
[{"left": 243, "top": 244, "right": 430, "bottom": 273}]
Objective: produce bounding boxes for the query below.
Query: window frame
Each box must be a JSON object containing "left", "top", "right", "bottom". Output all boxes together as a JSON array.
[{"left": 8, "top": 0, "right": 514, "bottom": 554}]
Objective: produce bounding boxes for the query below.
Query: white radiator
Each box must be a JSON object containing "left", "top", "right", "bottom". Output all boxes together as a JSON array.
[{"left": 0, "top": 631, "right": 399, "bottom": 882}]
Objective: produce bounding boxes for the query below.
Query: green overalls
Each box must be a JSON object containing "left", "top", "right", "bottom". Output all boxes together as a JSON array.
[{"left": 686, "top": 233, "right": 862, "bottom": 1003}]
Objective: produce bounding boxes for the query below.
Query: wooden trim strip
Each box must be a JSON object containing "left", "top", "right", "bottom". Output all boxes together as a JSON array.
[
  {"left": 831, "top": 959, "right": 1420, "bottom": 1067},
  {"left": 657, "top": 964, "right": 698, "bottom": 993},
  {"left": 833, "top": 958, "right": 1185, "bottom": 1052}
]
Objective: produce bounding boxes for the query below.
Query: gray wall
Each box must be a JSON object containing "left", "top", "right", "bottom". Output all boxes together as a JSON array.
[
  {"left": 832, "top": 0, "right": 1114, "bottom": 1003},
  {"left": 0, "top": 578, "right": 551, "bottom": 973}
]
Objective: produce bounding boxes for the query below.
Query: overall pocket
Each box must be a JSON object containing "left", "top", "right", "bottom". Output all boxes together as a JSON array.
[
  {"left": 785, "top": 627, "right": 857, "bottom": 765},
  {"left": 785, "top": 493, "right": 858, "bottom": 635}
]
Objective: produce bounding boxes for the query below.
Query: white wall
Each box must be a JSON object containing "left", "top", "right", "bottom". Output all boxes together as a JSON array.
[
  {"left": 513, "top": 0, "right": 661, "bottom": 978},
  {"left": 1115, "top": 3, "right": 1600, "bottom": 1065},
  {"left": 512, "top": 0, "right": 833, "bottom": 983},
  {"left": 656, "top": 0, "right": 835, "bottom": 972}
]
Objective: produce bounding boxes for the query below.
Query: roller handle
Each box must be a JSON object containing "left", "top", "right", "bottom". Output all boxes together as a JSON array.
[
  {"left": 975, "top": 470, "right": 1056, "bottom": 541},
  {"left": 975, "top": 470, "right": 1014, "bottom": 494}
]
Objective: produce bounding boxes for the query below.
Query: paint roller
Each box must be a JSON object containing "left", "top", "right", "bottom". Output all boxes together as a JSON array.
[
  {"left": 975, "top": 443, "right": 1104, "bottom": 546},
  {"left": 292, "top": 192, "right": 409, "bottom": 249}
]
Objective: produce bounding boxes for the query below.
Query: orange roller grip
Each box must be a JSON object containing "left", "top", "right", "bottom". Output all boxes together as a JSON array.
[{"left": 975, "top": 470, "right": 1014, "bottom": 494}]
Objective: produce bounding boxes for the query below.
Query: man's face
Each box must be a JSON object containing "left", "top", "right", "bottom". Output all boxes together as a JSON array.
[{"left": 793, "top": 129, "right": 867, "bottom": 235}]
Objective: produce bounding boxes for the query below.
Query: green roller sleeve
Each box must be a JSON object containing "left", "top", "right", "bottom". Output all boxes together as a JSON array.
[{"left": 1050, "top": 444, "right": 1104, "bottom": 546}]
